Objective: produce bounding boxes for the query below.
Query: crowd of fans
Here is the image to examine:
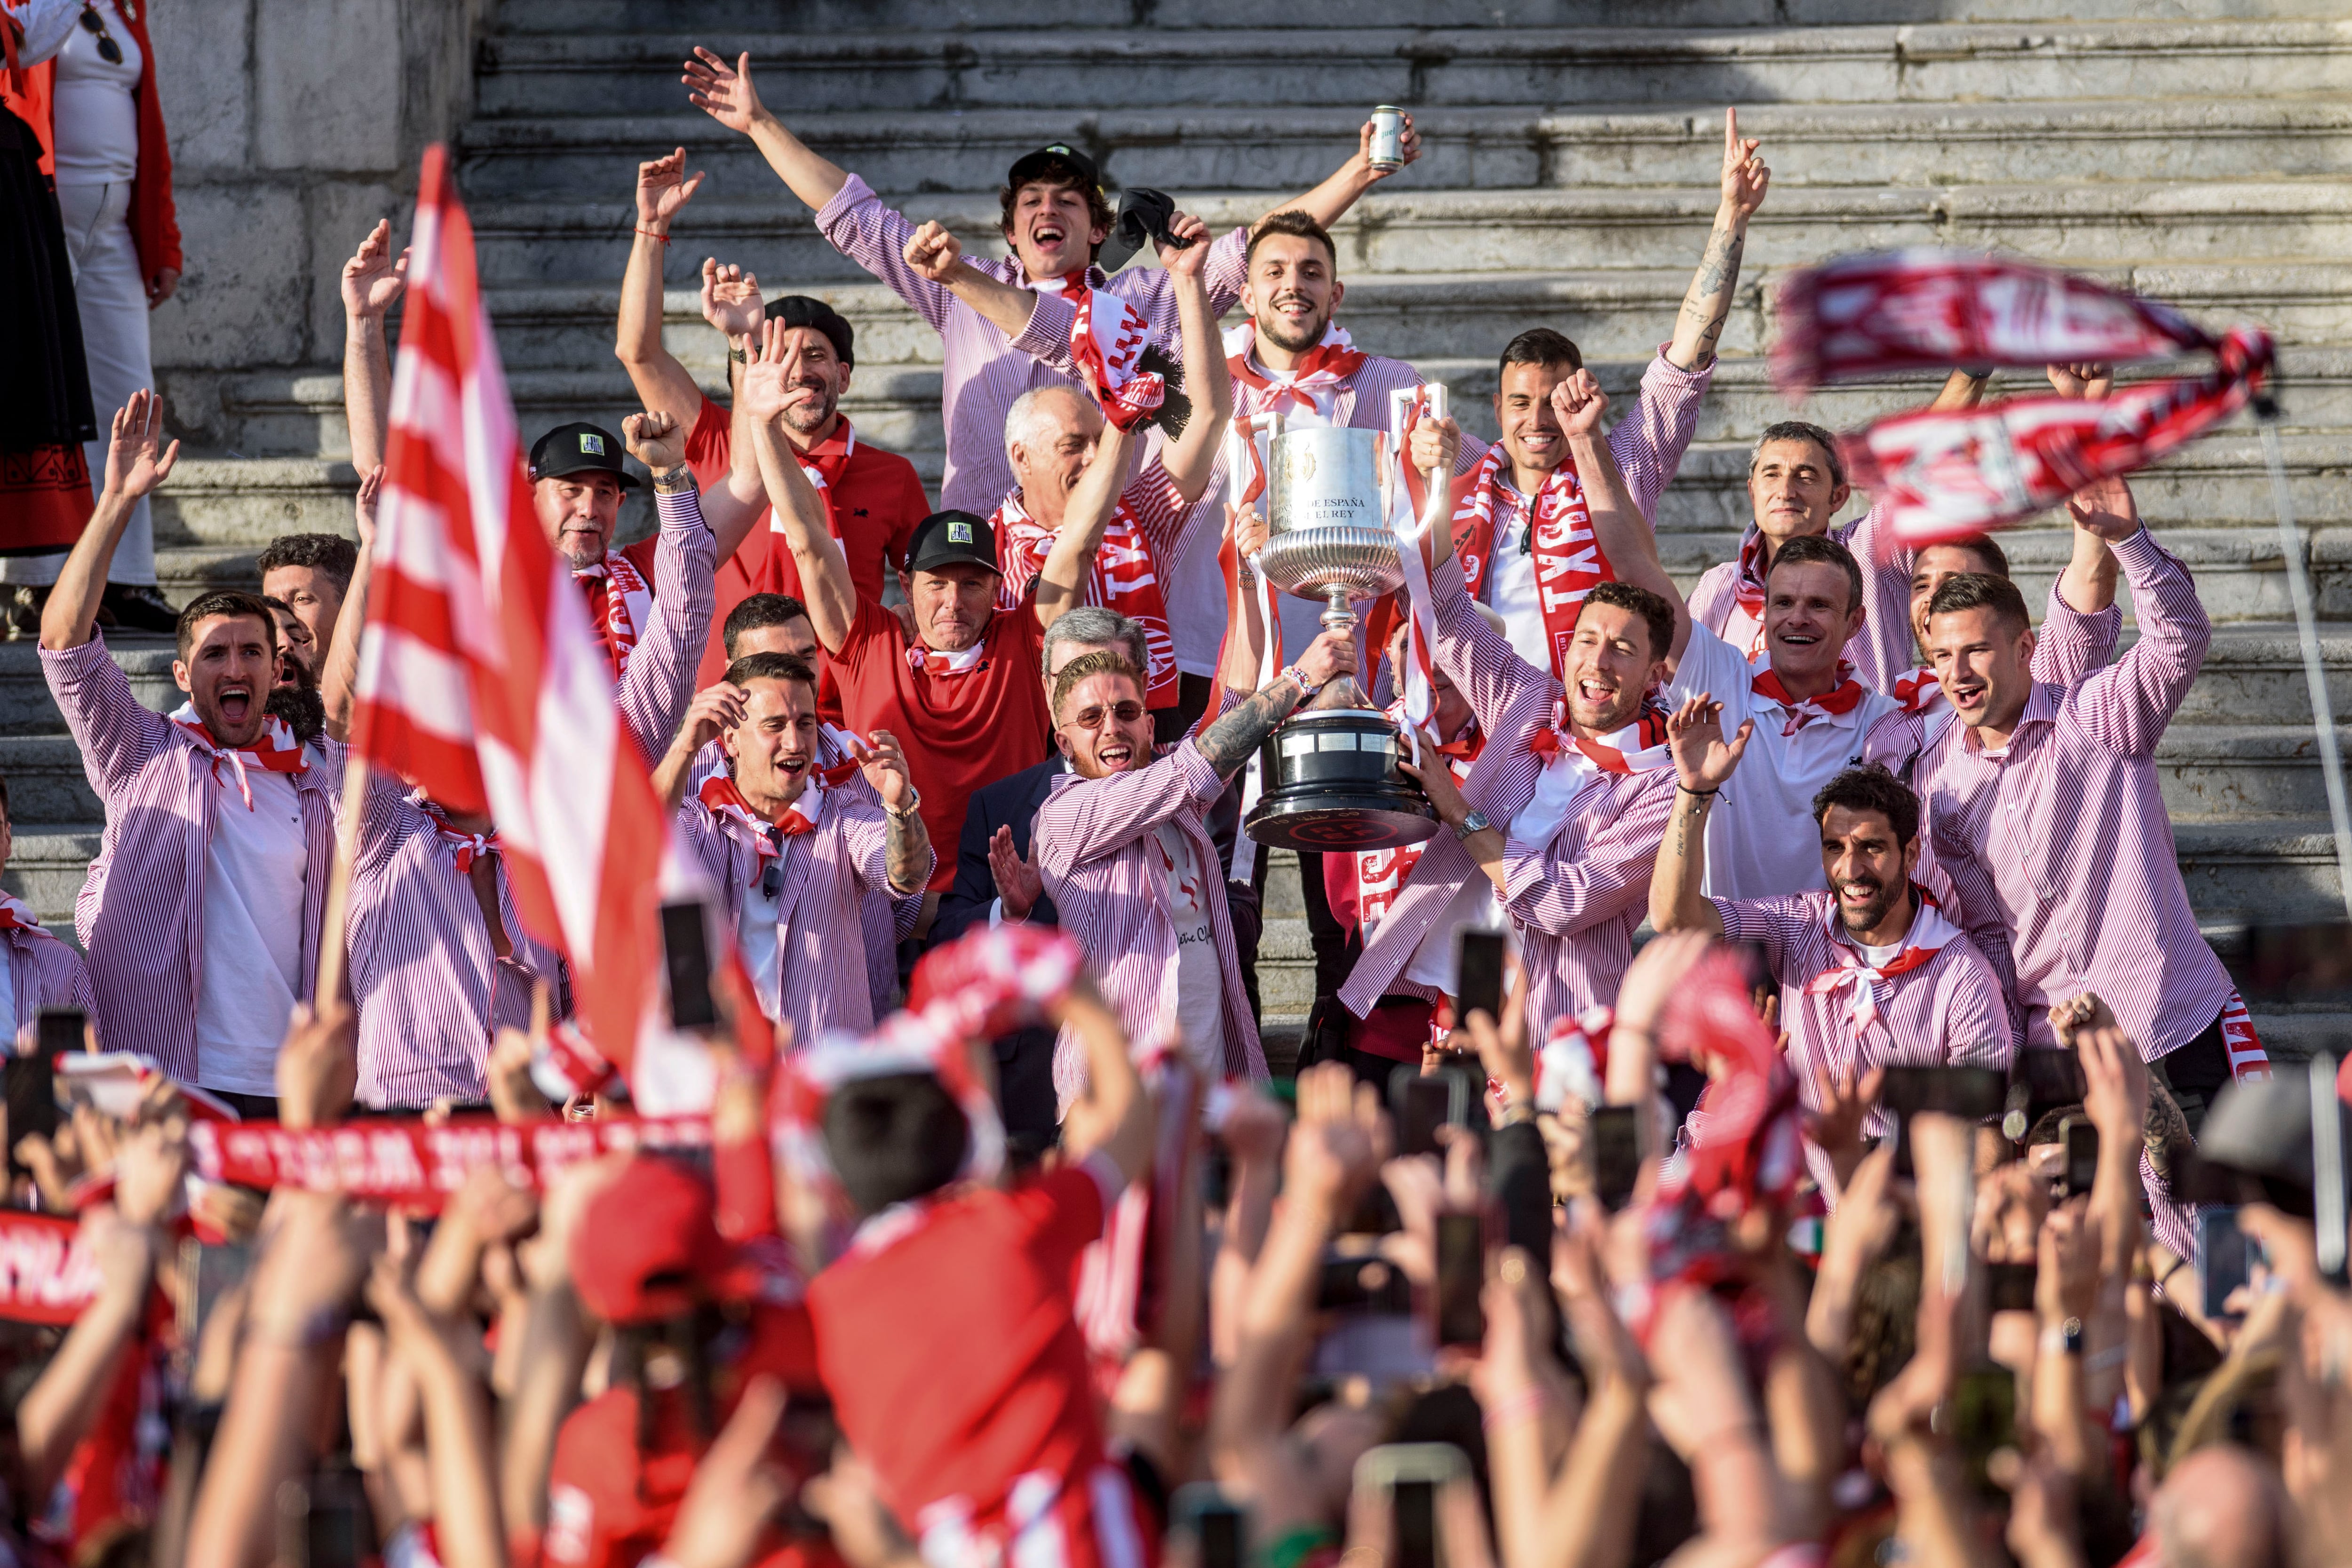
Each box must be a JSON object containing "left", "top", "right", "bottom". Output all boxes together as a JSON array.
[{"left": 0, "top": 27, "right": 2339, "bottom": 1568}]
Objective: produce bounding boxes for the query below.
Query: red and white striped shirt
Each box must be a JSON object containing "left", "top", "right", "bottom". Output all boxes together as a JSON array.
[
  {"left": 0, "top": 921, "right": 95, "bottom": 1041},
  {"left": 1913, "top": 528, "right": 2230, "bottom": 1058},
  {"left": 41, "top": 635, "right": 342, "bottom": 1077},
  {"left": 1033, "top": 725, "right": 1267, "bottom": 1112},
  {"left": 611, "top": 489, "right": 720, "bottom": 764}
]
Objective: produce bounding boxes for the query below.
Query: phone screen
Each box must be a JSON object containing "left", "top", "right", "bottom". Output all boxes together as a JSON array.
[
  {"left": 1392, "top": 1479, "right": 1437, "bottom": 1568},
  {"left": 1882, "top": 1065, "right": 2008, "bottom": 1121},
  {"left": 2063, "top": 1118, "right": 2099, "bottom": 1197},
  {"left": 1950, "top": 1366, "right": 2016, "bottom": 1496},
  {"left": 2201, "top": 1206, "right": 2259, "bottom": 1320},
  {"left": 1434, "top": 1211, "right": 1485, "bottom": 1348},
  {"left": 33, "top": 1009, "right": 82, "bottom": 1060},
  {"left": 1455, "top": 931, "right": 1505, "bottom": 1027},
  {"left": 1394, "top": 1070, "right": 1458, "bottom": 1159},
  {"left": 1196, "top": 1504, "right": 1242, "bottom": 1568},
  {"left": 658, "top": 901, "right": 717, "bottom": 1031},
  {"left": 4, "top": 1056, "right": 56, "bottom": 1178},
  {"left": 1590, "top": 1105, "right": 1641, "bottom": 1212},
  {"left": 1319, "top": 1252, "right": 1411, "bottom": 1315}
]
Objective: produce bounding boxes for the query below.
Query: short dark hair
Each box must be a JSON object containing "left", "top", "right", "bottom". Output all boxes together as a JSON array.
[
  {"left": 724, "top": 651, "right": 817, "bottom": 694},
  {"left": 176, "top": 590, "right": 276, "bottom": 663},
  {"left": 1245, "top": 210, "right": 1338, "bottom": 273},
  {"left": 1752, "top": 420, "right": 1847, "bottom": 492},
  {"left": 998, "top": 162, "right": 1116, "bottom": 263},
  {"left": 0, "top": 774, "right": 14, "bottom": 824},
  {"left": 1812, "top": 765, "right": 1921, "bottom": 848},
  {"left": 1050, "top": 650, "right": 1143, "bottom": 722},
  {"left": 823, "top": 1073, "right": 970, "bottom": 1217},
  {"left": 1497, "top": 327, "right": 1583, "bottom": 377},
  {"left": 722, "top": 593, "right": 811, "bottom": 660},
  {"left": 255, "top": 533, "right": 358, "bottom": 596},
  {"left": 1925, "top": 572, "right": 2033, "bottom": 639},
  {"left": 1920, "top": 533, "right": 2011, "bottom": 580},
  {"left": 1767, "top": 533, "right": 1865, "bottom": 618},
  {"left": 1578, "top": 581, "right": 1676, "bottom": 662}
]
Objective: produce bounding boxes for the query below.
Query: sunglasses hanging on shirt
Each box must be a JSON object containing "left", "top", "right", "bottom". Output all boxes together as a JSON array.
[{"left": 78, "top": 2, "right": 124, "bottom": 65}]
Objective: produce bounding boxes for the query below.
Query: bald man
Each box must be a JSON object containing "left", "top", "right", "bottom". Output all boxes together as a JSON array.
[{"left": 2152, "top": 1445, "right": 2288, "bottom": 1568}]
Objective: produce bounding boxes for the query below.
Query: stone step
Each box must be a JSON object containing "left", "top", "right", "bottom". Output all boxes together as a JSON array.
[
  {"left": 454, "top": 96, "right": 2352, "bottom": 203},
  {"left": 468, "top": 23, "right": 2352, "bottom": 120},
  {"left": 6, "top": 827, "right": 102, "bottom": 927},
  {"left": 457, "top": 180, "right": 2352, "bottom": 289}
]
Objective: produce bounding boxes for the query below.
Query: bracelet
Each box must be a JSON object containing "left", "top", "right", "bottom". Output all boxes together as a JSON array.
[
  {"left": 635, "top": 227, "right": 670, "bottom": 246},
  {"left": 885, "top": 788, "right": 923, "bottom": 820},
  {"left": 1280, "top": 664, "right": 1321, "bottom": 699},
  {"left": 1677, "top": 784, "right": 1718, "bottom": 798},
  {"left": 651, "top": 467, "right": 697, "bottom": 495},
  {"left": 729, "top": 344, "right": 748, "bottom": 365}
]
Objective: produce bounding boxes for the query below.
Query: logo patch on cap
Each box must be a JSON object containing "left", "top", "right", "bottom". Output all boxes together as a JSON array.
[
  {"left": 580, "top": 433, "right": 605, "bottom": 456},
  {"left": 947, "top": 521, "right": 973, "bottom": 544}
]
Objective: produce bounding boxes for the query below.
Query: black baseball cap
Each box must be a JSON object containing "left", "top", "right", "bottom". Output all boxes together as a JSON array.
[
  {"left": 1006, "top": 143, "right": 1101, "bottom": 195},
  {"left": 528, "top": 422, "right": 638, "bottom": 487},
  {"left": 763, "top": 294, "right": 855, "bottom": 368},
  {"left": 903, "top": 510, "right": 1000, "bottom": 577}
]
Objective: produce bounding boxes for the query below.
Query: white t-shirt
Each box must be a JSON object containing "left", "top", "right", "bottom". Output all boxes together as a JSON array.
[
  {"left": 194, "top": 770, "right": 307, "bottom": 1094},
  {"left": 1472, "top": 484, "right": 1563, "bottom": 676},
  {"left": 1155, "top": 822, "right": 1224, "bottom": 1074},
  {"left": 734, "top": 830, "right": 794, "bottom": 1008},
  {"left": 51, "top": 7, "right": 142, "bottom": 184},
  {"left": 1400, "top": 868, "right": 1505, "bottom": 993},
  {"left": 1857, "top": 938, "right": 1903, "bottom": 967},
  {"left": 1665, "top": 623, "right": 1901, "bottom": 902}
]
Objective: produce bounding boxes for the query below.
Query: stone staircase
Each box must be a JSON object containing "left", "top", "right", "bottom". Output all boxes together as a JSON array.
[{"left": 63, "top": 0, "right": 2352, "bottom": 1055}]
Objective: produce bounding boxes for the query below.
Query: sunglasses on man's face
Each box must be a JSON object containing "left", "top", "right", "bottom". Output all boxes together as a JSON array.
[
  {"left": 1065, "top": 700, "right": 1146, "bottom": 732},
  {"left": 78, "top": 4, "right": 122, "bottom": 65}
]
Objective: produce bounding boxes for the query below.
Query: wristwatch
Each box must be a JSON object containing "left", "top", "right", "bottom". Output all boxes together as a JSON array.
[
  {"left": 885, "top": 787, "right": 924, "bottom": 820},
  {"left": 1452, "top": 809, "right": 1493, "bottom": 842}
]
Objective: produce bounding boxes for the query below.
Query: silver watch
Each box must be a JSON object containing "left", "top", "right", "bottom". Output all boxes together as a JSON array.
[{"left": 1451, "top": 809, "right": 1492, "bottom": 842}]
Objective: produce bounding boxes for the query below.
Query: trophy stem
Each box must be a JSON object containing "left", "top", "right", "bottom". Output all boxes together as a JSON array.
[{"left": 1304, "top": 584, "right": 1371, "bottom": 712}]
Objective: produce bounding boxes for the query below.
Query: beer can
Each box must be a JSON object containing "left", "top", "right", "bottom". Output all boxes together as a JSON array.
[{"left": 1368, "top": 105, "right": 1406, "bottom": 171}]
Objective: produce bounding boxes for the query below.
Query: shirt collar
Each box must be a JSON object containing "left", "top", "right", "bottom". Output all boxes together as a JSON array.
[{"left": 1960, "top": 682, "right": 2059, "bottom": 756}]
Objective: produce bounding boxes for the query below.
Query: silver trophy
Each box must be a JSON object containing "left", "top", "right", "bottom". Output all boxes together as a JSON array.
[{"left": 1232, "top": 390, "right": 1450, "bottom": 853}]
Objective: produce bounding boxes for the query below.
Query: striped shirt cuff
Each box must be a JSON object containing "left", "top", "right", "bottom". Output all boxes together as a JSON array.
[{"left": 654, "top": 484, "right": 709, "bottom": 535}]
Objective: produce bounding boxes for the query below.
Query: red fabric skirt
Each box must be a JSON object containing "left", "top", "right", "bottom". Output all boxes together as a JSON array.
[{"left": 0, "top": 445, "right": 91, "bottom": 555}]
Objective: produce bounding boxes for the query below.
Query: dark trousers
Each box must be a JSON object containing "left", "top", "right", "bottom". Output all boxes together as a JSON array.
[
  {"left": 2151, "top": 1007, "right": 2238, "bottom": 1141},
  {"left": 1295, "top": 849, "right": 1354, "bottom": 1007}
]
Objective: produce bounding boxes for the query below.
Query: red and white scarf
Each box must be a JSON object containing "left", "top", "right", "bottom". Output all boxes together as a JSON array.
[
  {"left": 2220, "top": 991, "right": 2272, "bottom": 1082},
  {"left": 993, "top": 487, "right": 1176, "bottom": 707},
  {"left": 1751, "top": 660, "right": 1868, "bottom": 735},
  {"left": 0, "top": 892, "right": 40, "bottom": 932},
  {"left": 1726, "top": 533, "right": 1771, "bottom": 658},
  {"left": 795, "top": 420, "right": 857, "bottom": 492},
  {"left": 1066, "top": 288, "right": 1165, "bottom": 432},
  {"left": 413, "top": 794, "right": 499, "bottom": 874},
  {"left": 698, "top": 770, "right": 841, "bottom": 882},
  {"left": 1449, "top": 442, "right": 1612, "bottom": 680},
  {"left": 1383, "top": 386, "right": 1446, "bottom": 758},
  {"left": 1355, "top": 700, "right": 1483, "bottom": 936},
  {"left": 1224, "top": 321, "right": 1367, "bottom": 420},
  {"left": 575, "top": 548, "right": 652, "bottom": 678},
  {"left": 904, "top": 639, "right": 987, "bottom": 678},
  {"left": 1516, "top": 702, "right": 1673, "bottom": 852},
  {"left": 1801, "top": 888, "right": 1963, "bottom": 1036},
  {"left": 1534, "top": 1004, "right": 1612, "bottom": 1114},
  {"left": 169, "top": 703, "right": 308, "bottom": 811}
]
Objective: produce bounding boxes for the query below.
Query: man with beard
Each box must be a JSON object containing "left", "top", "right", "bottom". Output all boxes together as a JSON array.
[
  {"left": 1030, "top": 533, "right": 1353, "bottom": 1107},
  {"left": 40, "top": 392, "right": 342, "bottom": 1106},
  {"left": 263, "top": 596, "right": 317, "bottom": 691},
  {"left": 1338, "top": 373, "right": 1677, "bottom": 1043},
  {"left": 257, "top": 532, "right": 355, "bottom": 661},
  {"left": 320, "top": 467, "right": 564, "bottom": 1110},
  {"left": 662, "top": 651, "right": 932, "bottom": 1041},
  {"left": 1647, "top": 756, "right": 2010, "bottom": 1196},
  {"left": 615, "top": 149, "right": 931, "bottom": 686},
  {"left": 680, "top": 47, "right": 1414, "bottom": 514}
]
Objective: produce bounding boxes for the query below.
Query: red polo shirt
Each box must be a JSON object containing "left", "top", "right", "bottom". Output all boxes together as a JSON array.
[
  {"left": 830, "top": 597, "right": 1050, "bottom": 892},
  {"left": 683, "top": 396, "right": 931, "bottom": 688}
]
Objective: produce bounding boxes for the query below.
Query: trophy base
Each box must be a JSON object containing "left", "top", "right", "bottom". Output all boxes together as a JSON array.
[{"left": 1245, "top": 785, "right": 1442, "bottom": 853}]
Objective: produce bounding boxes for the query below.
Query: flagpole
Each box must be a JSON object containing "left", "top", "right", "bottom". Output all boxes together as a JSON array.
[
  {"left": 2254, "top": 394, "right": 2352, "bottom": 926},
  {"left": 314, "top": 751, "right": 371, "bottom": 1005}
]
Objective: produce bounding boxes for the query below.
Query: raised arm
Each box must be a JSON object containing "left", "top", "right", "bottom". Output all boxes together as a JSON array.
[
  {"left": 1033, "top": 422, "right": 1137, "bottom": 629},
  {"left": 323, "top": 468, "right": 381, "bottom": 742},
  {"left": 1154, "top": 214, "right": 1233, "bottom": 500},
  {"left": 743, "top": 318, "right": 856, "bottom": 653},
  {"left": 619, "top": 413, "right": 719, "bottom": 761},
  {"left": 1252, "top": 115, "right": 1421, "bottom": 234},
  {"left": 1055, "top": 981, "right": 1152, "bottom": 1185},
  {"left": 1193, "top": 629, "right": 1354, "bottom": 783},
  {"left": 1666, "top": 109, "right": 1770, "bottom": 372},
  {"left": 614, "top": 150, "right": 710, "bottom": 431},
  {"left": 1649, "top": 695, "right": 1748, "bottom": 936},
  {"left": 2072, "top": 483, "right": 2208, "bottom": 757},
  {"left": 682, "top": 50, "right": 850, "bottom": 214},
  {"left": 1556, "top": 372, "right": 1688, "bottom": 643},
  {"left": 341, "top": 220, "right": 407, "bottom": 475},
  {"left": 903, "top": 221, "right": 1039, "bottom": 340},
  {"left": 42, "top": 391, "right": 178, "bottom": 651}
]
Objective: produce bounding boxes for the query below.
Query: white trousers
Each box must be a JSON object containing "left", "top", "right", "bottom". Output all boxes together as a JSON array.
[{"left": 4, "top": 180, "right": 156, "bottom": 586}]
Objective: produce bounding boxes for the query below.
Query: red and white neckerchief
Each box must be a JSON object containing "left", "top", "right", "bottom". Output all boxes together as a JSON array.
[
  {"left": 1027, "top": 266, "right": 1093, "bottom": 296},
  {"left": 0, "top": 892, "right": 40, "bottom": 932},
  {"left": 1891, "top": 665, "right": 1943, "bottom": 716},
  {"left": 573, "top": 548, "right": 651, "bottom": 679},
  {"left": 412, "top": 793, "right": 499, "bottom": 874},
  {"left": 992, "top": 487, "right": 1176, "bottom": 707},
  {"left": 905, "top": 639, "right": 986, "bottom": 678},
  {"left": 1534, "top": 1004, "right": 1612, "bottom": 1114},
  {"left": 1801, "top": 887, "right": 1963, "bottom": 1036},
  {"left": 795, "top": 419, "right": 857, "bottom": 492},
  {"left": 1727, "top": 532, "right": 1771, "bottom": 658},
  {"left": 1354, "top": 703, "right": 1483, "bottom": 936},
  {"left": 168, "top": 703, "right": 308, "bottom": 811},
  {"left": 698, "top": 770, "right": 844, "bottom": 878},
  {"left": 1526, "top": 699, "right": 1672, "bottom": 778},
  {"left": 1449, "top": 442, "right": 1611, "bottom": 680},
  {"left": 1751, "top": 659, "right": 1868, "bottom": 736},
  {"left": 1224, "top": 320, "right": 1367, "bottom": 420},
  {"left": 1067, "top": 288, "right": 1165, "bottom": 432},
  {"left": 2220, "top": 990, "right": 2272, "bottom": 1082}
]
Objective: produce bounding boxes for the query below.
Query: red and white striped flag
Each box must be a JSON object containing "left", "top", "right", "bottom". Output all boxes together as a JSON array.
[{"left": 349, "top": 144, "right": 667, "bottom": 1087}]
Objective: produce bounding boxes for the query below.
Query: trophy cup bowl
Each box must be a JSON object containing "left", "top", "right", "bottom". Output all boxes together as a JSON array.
[{"left": 1243, "top": 425, "right": 1441, "bottom": 855}]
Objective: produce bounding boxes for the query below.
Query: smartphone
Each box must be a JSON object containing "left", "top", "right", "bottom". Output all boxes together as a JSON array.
[
  {"left": 1986, "top": 1261, "right": 2038, "bottom": 1314},
  {"left": 2200, "top": 1206, "right": 2265, "bottom": 1321},
  {"left": 1354, "top": 1446, "right": 1471, "bottom": 1568},
  {"left": 1172, "top": 1485, "right": 1248, "bottom": 1568},
  {"left": 1590, "top": 1104, "right": 1642, "bottom": 1212},
  {"left": 1454, "top": 931, "right": 1505, "bottom": 1028},
  {"left": 34, "top": 1008, "right": 82, "bottom": 1060},
  {"left": 3, "top": 1054, "right": 56, "bottom": 1180},
  {"left": 1318, "top": 1250, "right": 1411, "bottom": 1315},
  {"left": 658, "top": 901, "right": 717, "bottom": 1031},
  {"left": 1433, "top": 1210, "right": 1485, "bottom": 1348},
  {"left": 2011, "top": 1047, "right": 2086, "bottom": 1109},
  {"left": 1881, "top": 1065, "right": 2009, "bottom": 1122},
  {"left": 1392, "top": 1066, "right": 1468, "bottom": 1159},
  {"left": 2061, "top": 1116, "right": 2099, "bottom": 1197},
  {"left": 1950, "top": 1365, "right": 2017, "bottom": 1497}
]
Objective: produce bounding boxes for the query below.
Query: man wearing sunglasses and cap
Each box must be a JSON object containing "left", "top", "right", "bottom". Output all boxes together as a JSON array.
[
  {"left": 616, "top": 148, "right": 933, "bottom": 688},
  {"left": 681, "top": 46, "right": 1417, "bottom": 516}
]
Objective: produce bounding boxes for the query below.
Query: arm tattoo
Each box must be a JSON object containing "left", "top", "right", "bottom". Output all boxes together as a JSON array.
[
  {"left": 885, "top": 810, "right": 930, "bottom": 896},
  {"left": 1196, "top": 679, "right": 1303, "bottom": 780},
  {"left": 2143, "top": 1077, "right": 2196, "bottom": 1183},
  {"left": 1681, "top": 228, "right": 1745, "bottom": 353}
]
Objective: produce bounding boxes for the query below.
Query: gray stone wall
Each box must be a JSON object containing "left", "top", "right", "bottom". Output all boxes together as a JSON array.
[{"left": 143, "top": 0, "right": 490, "bottom": 443}]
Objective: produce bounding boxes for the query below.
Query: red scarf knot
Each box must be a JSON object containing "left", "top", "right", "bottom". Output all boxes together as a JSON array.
[
  {"left": 1224, "top": 322, "right": 1367, "bottom": 419},
  {"left": 169, "top": 705, "right": 309, "bottom": 811},
  {"left": 1800, "top": 888, "right": 1960, "bottom": 1036},
  {"left": 1750, "top": 662, "right": 1866, "bottom": 736},
  {"left": 574, "top": 549, "right": 651, "bottom": 677}
]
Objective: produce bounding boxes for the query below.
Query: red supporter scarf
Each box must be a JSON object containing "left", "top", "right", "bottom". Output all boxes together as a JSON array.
[
  {"left": 1751, "top": 661, "right": 1867, "bottom": 735},
  {"left": 414, "top": 795, "right": 498, "bottom": 874},
  {"left": 185, "top": 1114, "right": 714, "bottom": 1207},
  {"left": 1534, "top": 1005, "right": 1612, "bottom": 1114},
  {"left": 1800, "top": 888, "right": 1962, "bottom": 1036},
  {"left": 1772, "top": 250, "right": 2272, "bottom": 549},
  {"left": 0, "top": 1211, "right": 101, "bottom": 1325},
  {"left": 698, "top": 771, "right": 848, "bottom": 876},
  {"left": 1526, "top": 700, "right": 1670, "bottom": 775},
  {"left": 1066, "top": 288, "right": 1165, "bottom": 432},
  {"left": 1354, "top": 703, "right": 1483, "bottom": 935},
  {"left": 574, "top": 548, "right": 651, "bottom": 677},
  {"left": 0, "top": 892, "right": 40, "bottom": 931},
  {"left": 905, "top": 640, "right": 986, "bottom": 678},
  {"left": 1450, "top": 442, "right": 1612, "bottom": 679},
  {"left": 1891, "top": 665, "right": 1942, "bottom": 715},
  {"left": 168, "top": 704, "right": 309, "bottom": 811},
  {"left": 1224, "top": 322, "right": 1368, "bottom": 419},
  {"left": 993, "top": 488, "right": 1177, "bottom": 707},
  {"left": 2220, "top": 991, "right": 2272, "bottom": 1082},
  {"left": 1729, "top": 533, "right": 1770, "bottom": 658}
]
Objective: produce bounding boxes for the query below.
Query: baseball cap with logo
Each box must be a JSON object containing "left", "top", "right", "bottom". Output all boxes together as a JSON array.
[
  {"left": 529, "top": 422, "right": 639, "bottom": 488},
  {"left": 902, "top": 509, "right": 1001, "bottom": 577},
  {"left": 1005, "top": 143, "right": 1101, "bottom": 197}
]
